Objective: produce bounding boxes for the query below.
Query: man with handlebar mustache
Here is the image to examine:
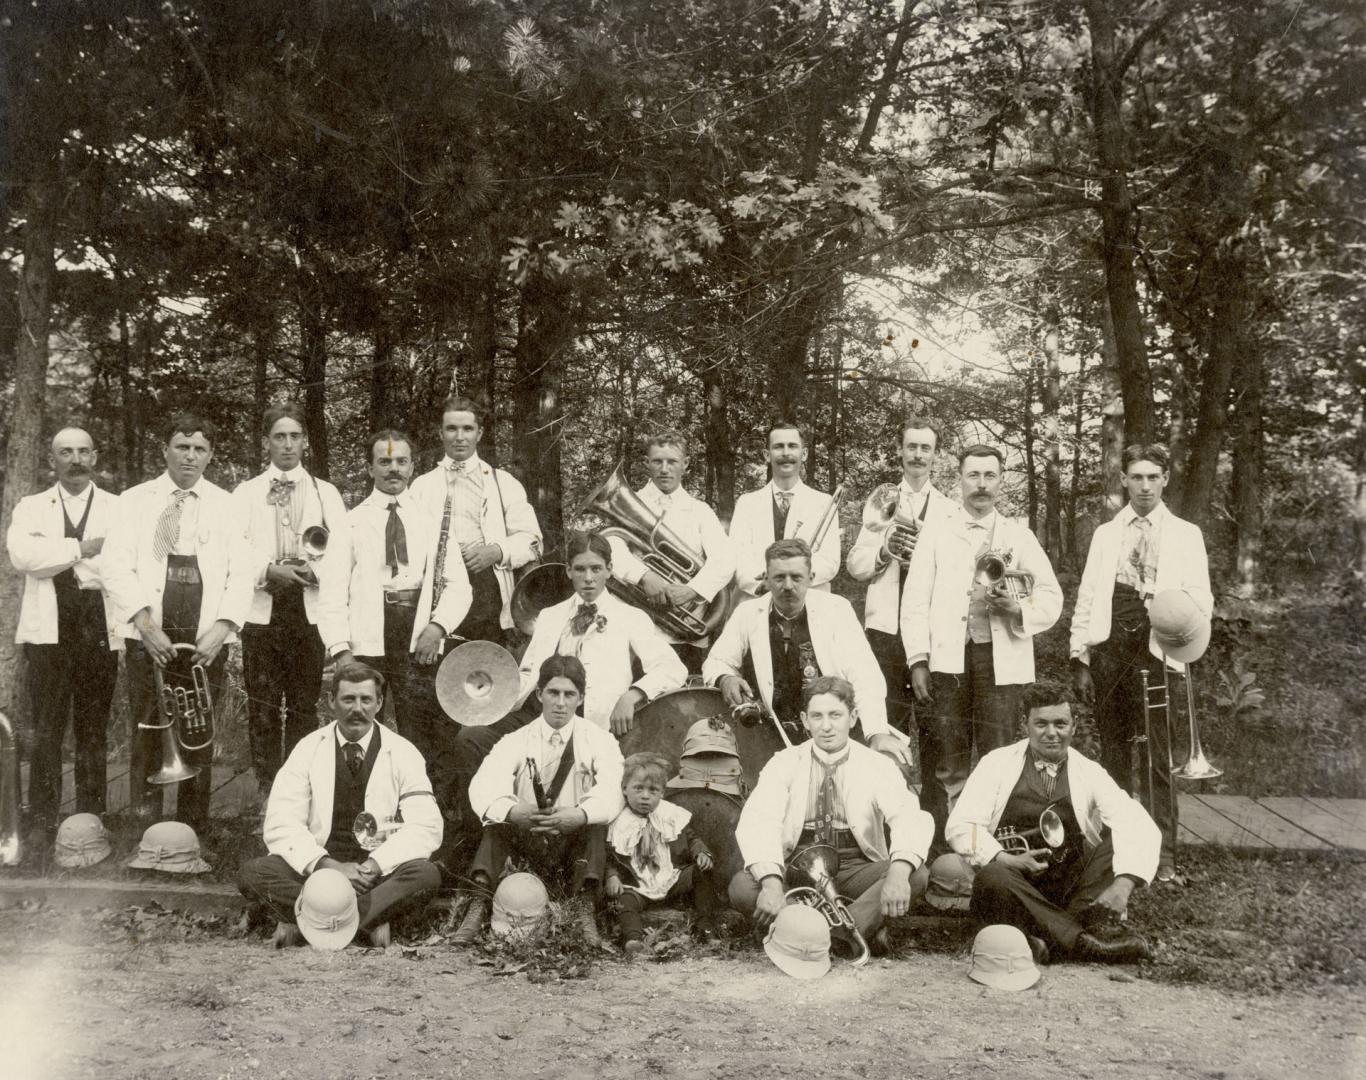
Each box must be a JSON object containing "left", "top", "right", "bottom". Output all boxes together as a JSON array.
[{"left": 231, "top": 404, "right": 348, "bottom": 803}]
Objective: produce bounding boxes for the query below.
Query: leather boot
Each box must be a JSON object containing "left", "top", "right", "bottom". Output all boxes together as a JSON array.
[{"left": 451, "top": 898, "right": 489, "bottom": 946}]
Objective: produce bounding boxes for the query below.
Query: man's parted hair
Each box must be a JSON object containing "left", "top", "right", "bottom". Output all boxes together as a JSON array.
[
  {"left": 441, "top": 395, "right": 488, "bottom": 429},
  {"left": 162, "top": 412, "right": 216, "bottom": 448},
  {"left": 766, "top": 419, "right": 806, "bottom": 446},
  {"left": 803, "top": 675, "right": 856, "bottom": 712},
  {"left": 261, "top": 402, "right": 308, "bottom": 437},
  {"left": 538, "top": 654, "right": 587, "bottom": 695},
  {"left": 898, "top": 415, "right": 942, "bottom": 451},
  {"left": 332, "top": 660, "right": 386, "bottom": 698},
  {"left": 1021, "top": 679, "right": 1075, "bottom": 716},
  {"left": 565, "top": 530, "right": 613, "bottom": 567},
  {"left": 367, "top": 428, "right": 414, "bottom": 464},
  {"left": 957, "top": 443, "right": 1004, "bottom": 470},
  {"left": 1122, "top": 442, "right": 1171, "bottom": 473},
  {"left": 644, "top": 429, "right": 689, "bottom": 458},
  {"left": 765, "top": 537, "right": 812, "bottom": 569}
]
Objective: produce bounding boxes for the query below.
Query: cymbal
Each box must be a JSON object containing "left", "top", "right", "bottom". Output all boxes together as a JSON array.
[{"left": 435, "top": 641, "right": 520, "bottom": 726}]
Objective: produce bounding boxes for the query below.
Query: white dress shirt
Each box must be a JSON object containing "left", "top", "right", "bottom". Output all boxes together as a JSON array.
[{"left": 727, "top": 479, "right": 842, "bottom": 596}]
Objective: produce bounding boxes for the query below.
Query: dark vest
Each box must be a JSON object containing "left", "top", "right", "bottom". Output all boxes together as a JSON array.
[
  {"left": 1000, "top": 756, "right": 1084, "bottom": 879},
  {"left": 324, "top": 727, "right": 382, "bottom": 862},
  {"left": 54, "top": 492, "right": 102, "bottom": 639}
]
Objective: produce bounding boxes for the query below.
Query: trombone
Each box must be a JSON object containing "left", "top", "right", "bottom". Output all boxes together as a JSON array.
[{"left": 1140, "top": 658, "right": 1221, "bottom": 870}]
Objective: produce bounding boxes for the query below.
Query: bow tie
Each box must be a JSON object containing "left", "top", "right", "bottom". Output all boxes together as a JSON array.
[
  {"left": 775, "top": 491, "right": 793, "bottom": 511},
  {"left": 268, "top": 478, "right": 296, "bottom": 504},
  {"left": 448, "top": 459, "right": 474, "bottom": 475},
  {"left": 1035, "top": 758, "right": 1061, "bottom": 778},
  {"left": 570, "top": 602, "right": 602, "bottom": 636}
]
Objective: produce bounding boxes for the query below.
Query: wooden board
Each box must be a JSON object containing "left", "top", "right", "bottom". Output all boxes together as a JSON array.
[
  {"left": 1176, "top": 794, "right": 1273, "bottom": 848},
  {"left": 1258, "top": 797, "right": 1366, "bottom": 851},
  {"left": 1176, "top": 823, "right": 1207, "bottom": 845},
  {"left": 1304, "top": 797, "right": 1366, "bottom": 830},
  {"left": 1194, "top": 795, "right": 1331, "bottom": 850}
]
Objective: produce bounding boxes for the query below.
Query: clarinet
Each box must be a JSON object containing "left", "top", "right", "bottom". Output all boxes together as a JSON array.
[
  {"left": 432, "top": 491, "right": 453, "bottom": 607},
  {"left": 525, "top": 757, "right": 552, "bottom": 811}
]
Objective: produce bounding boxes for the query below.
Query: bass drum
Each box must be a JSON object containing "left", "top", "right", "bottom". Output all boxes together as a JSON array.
[{"left": 621, "top": 687, "right": 785, "bottom": 885}]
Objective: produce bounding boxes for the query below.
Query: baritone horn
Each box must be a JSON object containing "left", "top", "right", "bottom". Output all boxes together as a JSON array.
[
  {"left": 578, "top": 463, "right": 727, "bottom": 640},
  {"left": 973, "top": 549, "right": 1034, "bottom": 601},
  {"left": 142, "top": 643, "right": 212, "bottom": 785},
  {"left": 784, "top": 843, "right": 869, "bottom": 967},
  {"left": 861, "top": 483, "right": 922, "bottom": 564}
]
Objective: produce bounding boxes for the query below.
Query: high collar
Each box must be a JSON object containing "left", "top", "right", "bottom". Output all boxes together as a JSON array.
[
  {"left": 56, "top": 482, "right": 96, "bottom": 505},
  {"left": 899, "top": 476, "right": 933, "bottom": 497},
  {"left": 444, "top": 452, "right": 484, "bottom": 474},
  {"left": 767, "top": 478, "right": 807, "bottom": 497},
  {"left": 157, "top": 472, "right": 208, "bottom": 497},
  {"left": 533, "top": 714, "right": 576, "bottom": 742},
  {"left": 811, "top": 741, "right": 851, "bottom": 765},
  {"left": 1118, "top": 500, "right": 1168, "bottom": 527},
  {"left": 573, "top": 590, "right": 612, "bottom": 610},
  {"left": 266, "top": 464, "right": 307, "bottom": 483},
  {"left": 363, "top": 487, "right": 413, "bottom": 509},
  {"left": 335, "top": 723, "right": 376, "bottom": 754},
  {"left": 962, "top": 508, "right": 997, "bottom": 530},
  {"left": 642, "top": 480, "right": 690, "bottom": 506}
]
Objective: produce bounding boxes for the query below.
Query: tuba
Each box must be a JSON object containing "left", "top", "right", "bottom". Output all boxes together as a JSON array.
[
  {"left": 578, "top": 463, "right": 727, "bottom": 640},
  {"left": 142, "top": 643, "right": 212, "bottom": 784},
  {"left": 784, "top": 843, "right": 870, "bottom": 967},
  {"left": 509, "top": 562, "right": 575, "bottom": 637},
  {"left": 0, "top": 710, "right": 20, "bottom": 866},
  {"left": 861, "top": 483, "right": 922, "bottom": 565},
  {"left": 974, "top": 549, "right": 1034, "bottom": 601},
  {"left": 995, "top": 802, "right": 1067, "bottom": 859}
]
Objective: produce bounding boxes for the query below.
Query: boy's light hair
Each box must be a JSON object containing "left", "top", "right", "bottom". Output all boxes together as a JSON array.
[{"left": 621, "top": 751, "right": 672, "bottom": 788}]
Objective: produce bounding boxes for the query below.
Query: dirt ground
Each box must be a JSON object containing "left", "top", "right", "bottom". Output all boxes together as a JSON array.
[{"left": 1, "top": 913, "right": 1362, "bottom": 1080}]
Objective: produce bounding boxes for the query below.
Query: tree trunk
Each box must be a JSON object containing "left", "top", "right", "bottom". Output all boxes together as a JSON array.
[
  {"left": 1067, "top": 352, "right": 1087, "bottom": 567},
  {"left": 1023, "top": 358, "right": 1038, "bottom": 531},
  {"left": 468, "top": 269, "right": 500, "bottom": 462},
  {"left": 1230, "top": 340, "right": 1263, "bottom": 597},
  {"left": 1084, "top": 0, "right": 1155, "bottom": 445},
  {"left": 297, "top": 282, "right": 330, "bottom": 480},
  {"left": 0, "top": 170, "right": 58, "bottom": 718},
  {"left": 1352, "top": 386, "right": 1366, "bottom": 590},
  {"left": 1097, "top": 297, "right": 1126, "bottom": 518},
  {"left": 1166, "top": 334, "right": 1194, "bottom": 508},
  {"left": 704, "top": 362, "right": 735, "bottom": 523},
  {"left": 369, "top": 324, "right": 394, "bottom": 429},
  {"left": 1041, "top": 313, "right": 1063, "bottom": 565}
]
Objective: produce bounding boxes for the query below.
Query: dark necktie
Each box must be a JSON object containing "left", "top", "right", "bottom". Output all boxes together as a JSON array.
[
  {"left": 344, "top": 741, "right": 363, "bottom": 780},
  {"left": 775, "top": 490, "right": 792, "bottom": 533},
  {"left": 570, "top": 602, "right": 599, "bottom": 636},
  {"left": 813, "top": 751, "right": 849, "bottom": 846},
  {"left": 385, "top": 501, "right": 408, "bottom": 576}
]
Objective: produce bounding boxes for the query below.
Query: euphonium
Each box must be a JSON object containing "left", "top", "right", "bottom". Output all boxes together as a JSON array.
[
  {"left": 784, "top": 843, "right": 870, "bottom": 967},
  {"left": 579, "top": 463, "right": 727, "bottom": 640},
  {"left": 0, "top": 710, "right": 20, "bottom": 866},
  {"left": 861, "top": 483, "right": 922, "bottom": 565},
  {"left": 142, "top": 644, "right": 209, "bottom": 784},
  {"left": 974, "top": 548, "right": 1035, "bottom": 601},
  {"left": 995, "top": 802, "right": 1066, "bottom": 857}
]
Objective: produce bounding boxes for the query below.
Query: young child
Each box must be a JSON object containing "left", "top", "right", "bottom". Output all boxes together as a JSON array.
[{"left": 606, "top": 752, "right": 719, "bottom": 956}]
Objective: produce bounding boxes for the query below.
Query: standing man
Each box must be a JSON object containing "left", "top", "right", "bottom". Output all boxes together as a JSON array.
[
  {"left": 1070, "top": 443, "right": 1212, "bottom": 880},
  {"left": 101, "top": 414, "right": 255, "bottom": 827},
  {"left": 238, "top": 660, "right": 443, "bottom": 949},
  {"left": 605, "top": 430, "right": 736, "bottom": 673},
  {"left": 409, "top": 396, "right": 541, "bottom": 645},
  {"left": 703, "top": 538, "right": 910, "bottom": 768},
  {"left": 232, "top": 404, "right": 348, "bottom": 803},
  {"left": 847, "top": 416, "right": 955, "bottom": 747},
  {"left": 316, "top": 430, "right": 472, "bottom": 766},
  {"left": 728, "top": 421, "right": 841, "bottom": 599},
  {"left": 6, "top": 428, "right": 120, "bottom": 831},
  {"left": 901, "top": 444, "right": 1062, "bottom": 842}
]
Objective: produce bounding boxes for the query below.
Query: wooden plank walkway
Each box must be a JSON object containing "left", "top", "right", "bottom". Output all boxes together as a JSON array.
[{"left": 27, "top": 764, "right": 1366, "bottom": 853}]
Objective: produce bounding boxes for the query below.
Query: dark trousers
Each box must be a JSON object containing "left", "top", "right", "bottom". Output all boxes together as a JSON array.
[
  {"left": 469, "top": 821, "right": 607, "bottom": 896},
  {"left": 673, "top": 643, "right": 706, "bottom": 678},
  {"left": 921, "top": 643, "right": 1021, "bottom": 842},
  {"left": 25, "top": 638, "right": 118, "bottom": 823},
  {"left": 454, "top": 567, "right": 505, "bottom": 645},
  {"left": 356, "top": 601, "right": 451, "bottom": 768},
  {"left": 1092, "top": 629, "right": 1176, "bottom": 868},
  {"left": 242, "top": 594, "right": 325, "bottom": 793},
  {"left": 126, "top": 643, "right": 226, "bottom": 828},
  {"left": 867, "top": 629, "right": 920, "bottom": 787},
  {"left": 430, "top": 701, "right": 538, "bottom": 852},
  {"left": 616, "top": 865, "right": 717, "bottom": 941},
  {"left": 238, "top": 853, "right": 441, "bottom": 932},
  {"left": 970, "top": 834, "right": 1120, "bottom": 951}
]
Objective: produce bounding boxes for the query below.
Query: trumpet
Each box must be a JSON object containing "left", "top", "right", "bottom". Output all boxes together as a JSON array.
[
  {"left": 142, "top": 643, "right": 214, "bottom": 785},
  {"left": 861, "top": 483, "right": 922, "bottom": 565},
  {"left": 973, "top": 549, "right": 1034, "bottom": 601},
  {"left": 784, "top": 843, "right": 869, "bottom": 967},
  {"left": 995, "top": 802, "right": 1067, "bottom": 858}
]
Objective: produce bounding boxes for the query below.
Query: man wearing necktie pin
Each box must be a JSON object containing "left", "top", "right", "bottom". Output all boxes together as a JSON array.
[
  {"left": 315, "top": 430, "right": 471, "bottom": 766},
  {"left": 232, "top": 404, "right": 348, "bottom": 801}
]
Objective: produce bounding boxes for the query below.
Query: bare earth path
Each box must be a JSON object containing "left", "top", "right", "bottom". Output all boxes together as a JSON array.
[{"left": 1, "top": 930, "right": 1361, "bottom": 1080}]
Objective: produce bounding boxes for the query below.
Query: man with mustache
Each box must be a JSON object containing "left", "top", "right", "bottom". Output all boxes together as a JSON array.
[
  {"left": 848, "top": 416, "right": 956, "bottom": 760},
  {"left": 6, "top": 427, "right": 120, "bottom": 832},
  {"left": 703, "top": 539, "right": 911, "bottom": 771},
  {"left": 316, "top": 430, "right": 472, "bottom": 765},
  {"left": 231, "top": 404, "right": 348, "bottom": 803},
  {"left": 901, "top": 444, "right": 1062, "bottom": 844},
  {"left": 1069, "top": 443, "right": 1211, "bottom": 881},
  {"left": 728, "top": 422, "right": 841, "bottom": 600}
]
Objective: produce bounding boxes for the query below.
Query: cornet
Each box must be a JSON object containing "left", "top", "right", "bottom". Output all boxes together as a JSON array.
[
  {"left": 784, "top": 843, "right": 869, "bottom": 967},
  {"left": 995, "top": 802, "right": 1067, "bottom": 859},
  {"left": 974, "top": 549, "right": 1034, "bottom": 601},
  {"left": 861, "top": 483, "right": 922, "bottom": 565}
]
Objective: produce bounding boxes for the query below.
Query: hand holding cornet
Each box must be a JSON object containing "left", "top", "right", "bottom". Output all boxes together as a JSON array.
[
  {"left": 984, "top": 584, "right": 1022, "bottom": 621},
  {"left": 719, "top": 674, "right": 757, "bottom": 712},
  {"left": 995, "top": 847, "right": 1052, "bottom": 875},
  {"left": 882, "top": 522, "right": 919, "bottom": 564}
]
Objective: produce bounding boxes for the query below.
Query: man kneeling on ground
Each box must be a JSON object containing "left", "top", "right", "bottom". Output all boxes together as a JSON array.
[
  {"left": 238, "top": 661, "right": 443, "bottom": 948},
  {"left": 452, "top": 655, "right": 624, "bottom": 946},
  {"left": 729, "top": 676, "right": 932, "bottom": 957},
  {"left": 946, "top": 680, "right": 1159, "bottom": 963}
]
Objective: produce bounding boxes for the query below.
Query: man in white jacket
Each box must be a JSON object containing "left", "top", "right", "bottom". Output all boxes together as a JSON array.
[
  {"left": 728, "top": 677, "right": 932, "bottom": 955},
  {"left": 902, "top": 444, "right": 1062, "bottom": 841},
  {"left": 727, "top": 421, "right": 841, "bottom": 598},
  {"left": 946, "top": 682, "right": 1158, "bottom": 963},
  {"left": 231, "top": 403, "right": 348, "bottom": 800},
  {"left": 238, "top": 661, "right": 442, "bottom": 948},
  {"left": 1070, "top": 443, "right": 1212, "bottom": 879},
  {"left": 101, "top": 413, "right": 255, "bottom": 827},
  {"left": 6, "top": 428, "right": 120, "bottom": 828}
]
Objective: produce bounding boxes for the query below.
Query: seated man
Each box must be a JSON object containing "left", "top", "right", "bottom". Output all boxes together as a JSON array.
[
  {"left": 946, "top": 681, "right": 1159, "bottom": 963},
  {"left": 728, "top": 676, "right": 933, "bottom": 956},
  {"left": 452, "top": 655, "right": 625, "bottom": 946},
  {"left": 238, "top": 661, "right": 443, "bottom": 948},
  {"left": 703, "top": 538, "right": 909, "bottom": 769}
]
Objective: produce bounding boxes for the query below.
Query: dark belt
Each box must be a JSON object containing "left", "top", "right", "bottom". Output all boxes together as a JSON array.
[
  {"left": 384, "top": 588, "right": 421, "bottom": 607},
  {"left": 165, "top": 563, "right": 202, "bottom": 585},
  {"left": 799, "top": 827, "right": 858, "bottom": 851}
]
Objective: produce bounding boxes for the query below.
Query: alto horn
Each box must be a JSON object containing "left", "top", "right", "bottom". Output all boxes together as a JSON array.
[
  {"left": 0, "top": 710, "right": 20, "bottom": 866},
  {"left": 784, "top": 843, "right": 870, "bottom": 967},
  {"left": 861, "top": 483, "right": 922, "bottom": 565},
  {"left": 142, "top": 644, "right": 208, "bottom": 784},
  {"left": 995, "top": 803, "right": 1067, "bottom": 858},
  {"left": 974, "top": 549, "right": 1034, "bottom": 601}
]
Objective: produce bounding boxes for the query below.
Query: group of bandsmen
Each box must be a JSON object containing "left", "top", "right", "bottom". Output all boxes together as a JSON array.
[{"left": 8, "top": 402, "right": 1212, "bottom": 972}]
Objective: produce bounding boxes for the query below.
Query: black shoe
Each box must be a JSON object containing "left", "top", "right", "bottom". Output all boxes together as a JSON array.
[
  {"left": 1072, "top": 930, "right": 1151, "bottom": 964},
  {"left": 692, "top": 915, "right": 720, "bottom": 943},
  {"left": 1026, "top": 934, "right": 1051, "bottom": 966},
  {"left": 869, "top": 928, "right": 894, "bottom": 958}
]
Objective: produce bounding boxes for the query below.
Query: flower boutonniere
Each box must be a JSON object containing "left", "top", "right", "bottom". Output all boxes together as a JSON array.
[{"left": 570, "top": 604, "right": 609, "bottom": 636}]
